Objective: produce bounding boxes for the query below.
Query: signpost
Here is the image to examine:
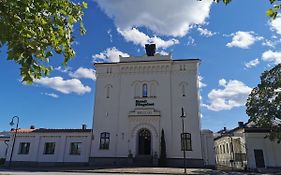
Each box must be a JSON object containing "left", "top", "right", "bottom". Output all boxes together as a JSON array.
[{"left": 180, "top": 107, "right": 192, "bottom": 174}]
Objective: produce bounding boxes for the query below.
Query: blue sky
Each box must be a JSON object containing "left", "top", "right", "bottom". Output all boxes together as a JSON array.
[{"left": 1, "top": 0, "right": 281, "bottom": 132}]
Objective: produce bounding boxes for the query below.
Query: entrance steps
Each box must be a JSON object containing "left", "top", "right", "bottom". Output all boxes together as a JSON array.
[{"left": 134, "top": 155, "right": 153, "bottom": 167}]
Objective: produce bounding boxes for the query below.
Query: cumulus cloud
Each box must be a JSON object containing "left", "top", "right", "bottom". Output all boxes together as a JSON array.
[
  {"left": 270, "top": 16, "right": 281, "bottom": 35},
  {"left": 197, "top": 27, "right": 216, "bottom": 37},
  {"left": 92, "top": 47, "right": 129, "bottom": 63},
  {"left": 198, "top": 76, "right": 207, "bottom": 88},
  {"left": 117, "top": 28, "right": 179, "bottom": 49},
  {"left": 95, "top": 0, "right": 213, "bottom": 37},
  {"left": 261, "top": 50, "right": 281, "bottom": 65},
  {"left": 226, "top": 31, "right": 262, "bottom": 49},
  {"left": 34, "top": 77, "right": 91, "bottom": 95},
  {"left": 69, "top": 67, "right": 96, "bottom": 80},
  {"left": 244, "top": 58, "right": 260, "bottom": 69},
  {"left": 41, "top": 93, "right": 59, "bottom": 98},
  {"left": 203, "top": 79, "right": 252, "bottom": 111}
]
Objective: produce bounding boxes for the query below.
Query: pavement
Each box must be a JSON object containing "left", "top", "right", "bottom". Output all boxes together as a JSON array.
[{"left": 0, "top": 167, "right": 280, "bottom": 175}]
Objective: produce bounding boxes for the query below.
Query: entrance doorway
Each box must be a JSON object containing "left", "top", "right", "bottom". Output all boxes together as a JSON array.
[
  {"left": 138, "top": 128, "right": 151, "bottom": 155},
  {"left": 254, "top": 149, "right": 265, "bottom": 168}
]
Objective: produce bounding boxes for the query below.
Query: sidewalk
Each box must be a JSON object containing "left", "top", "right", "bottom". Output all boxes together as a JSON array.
[{"left": 0, "top": 167, "right": 259, "bottom": 175}]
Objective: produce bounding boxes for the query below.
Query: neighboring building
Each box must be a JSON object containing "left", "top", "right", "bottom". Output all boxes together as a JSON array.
[
  {"left": 0, "top": 132, "right": 10, "bottom": 159},
  {"left": 6, "top": 128, "right": 91, "bottom": 166},
  {"left": 214, "top": 121, "right": 281, "bottom": 170},
  {"left": 90, "top": 44, "right": 211, "bottom": 167},
  {"left": 201, "top": 130, "right": 215, "bottom": 168}
]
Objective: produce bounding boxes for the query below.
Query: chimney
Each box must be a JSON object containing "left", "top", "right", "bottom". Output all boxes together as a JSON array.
[
  {"left": 238, "top": 121, "right": 244, "bottom": 128},
  {"left": 145, "top": 44, "right": 156, "bottom": 56},
  {"left": 30, "top": 125, "right": 35, "bottom": 129},
  {"left": 82, "top": 124, "right": 87, "bottom": 130},
  {"left": 223, "top": 127, "right": 227, "bottom": 132}
]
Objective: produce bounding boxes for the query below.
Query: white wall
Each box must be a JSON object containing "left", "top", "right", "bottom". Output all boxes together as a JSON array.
[
  {"left": 92, "top": 55, "right": 202, "bottom": 160},
  {"left": 0, "top": 140, "right": 9, "bottom": 159},
  {"left": 6, "top": 131, "right": 91, "bottom": 163},
  {"left": 201, "top": 130, "right": 215, "bottom": 166},
  {"left": 245, "top": 133, "right": 281, "bottom": 169}
]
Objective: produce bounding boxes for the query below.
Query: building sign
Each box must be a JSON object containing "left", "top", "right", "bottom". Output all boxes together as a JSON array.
[{"left": 136, "top": 100, "right": 154, "bottom": 107}]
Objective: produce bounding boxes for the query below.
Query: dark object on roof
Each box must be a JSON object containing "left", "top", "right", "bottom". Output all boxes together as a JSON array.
[{"left": 145, "top": 44, "right": 156, "bottom": 56}]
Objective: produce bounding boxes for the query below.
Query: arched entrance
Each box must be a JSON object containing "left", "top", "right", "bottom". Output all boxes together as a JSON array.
[{"left": 138, "top": 128, "right": 151, "bottom": 155}]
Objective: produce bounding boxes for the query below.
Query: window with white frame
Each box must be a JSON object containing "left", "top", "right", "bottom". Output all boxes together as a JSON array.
[
  {"left": 18, "top": 142, "right": 30, "bottom": 154},
  {"left": 70, "top": 142, "right": 81, "bottom": 155},
  {"left": 100, "top": 132, "right": 110, "bottom": 150},
  {"left": 142, "top": 83, "right": 148, "bottom": 97},
  {"left": 44, "top": 142, "right": 56, "bottom": 155}
]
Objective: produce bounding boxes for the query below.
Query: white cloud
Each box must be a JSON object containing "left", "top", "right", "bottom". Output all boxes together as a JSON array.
[
  {"left": 96, "top": 0, "right": 213, "bottom": 37},
  {"left": 34, "top": 77, "right": 91, "bottom": 95},
  {"left": 197, "top": 27, "right": 216, "bottom": 37},
  {"left": 92, "top": 47, "right": 129, "bottom": 63},
  {"left": 157, "top": 50, "right": 169, "bottom": 55},
  {"left": 55, "top": 66, "right": 72, "bottom": 73},
  {"left": 198, "top": 76, "right": 207, "bottom": 88},
  {"left": 117, "top": 28, "right": 179, "bottom": 49},
  {"left": 69, "top": 67, "right": 96, "bottom": 80},
  {"left": 261, "top": 50, "right": 281, "bottom": 65},
  {"left": 186, "top": 36, "right": 196, "bottom": 46},
  {"left": 244, "top": 58, "right": 260, "bottom": 69},
  {"left": 226, "top": 31, "right": 261, "bottom": 49},
  {"left": 203, "top": 79, "right": 252, "bottom": 111},
  {"left": 270, "top": 16, "right": 281, "bottom": 35},
  {"left": 42, "top": 93, "right": 59, "bottom": 98}
]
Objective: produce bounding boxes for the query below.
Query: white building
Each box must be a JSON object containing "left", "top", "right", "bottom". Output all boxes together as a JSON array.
[
  {"left": 6, "top": 128, "right": 91, "bottom": 166},
  {"left": 214, "top": 121, "right": 281, "bottom": 170},
  {"left": 0, "top": 132, "right": 10, "bottom": 160},
  {"left": 90, "top": 44, "right": 212, "bottom": 167}
]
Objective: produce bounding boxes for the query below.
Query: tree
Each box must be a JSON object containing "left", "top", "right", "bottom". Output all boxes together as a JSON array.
[
  {"left": 246, "top": 64, "right": 281, "bottom": 143},
  {"left": 214, "top": 0, "right": 281, "bottom": 19},
  {"left": 159, "top": 129, "right": 167, "bottom": 166},
  {"left": 0, "top": 0, "right": 87, "bottom": 83}
]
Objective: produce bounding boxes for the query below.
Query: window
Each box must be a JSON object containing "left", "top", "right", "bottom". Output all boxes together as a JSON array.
[
  {"left": 70, "top": 142, "right": 81, "bottom": 155},
  {"left": 18, "top": 142, "right": 30, "bottom": 154},
  {"left": 142, "top": 83, "right": 148, "bottom": 97},
  {"left": 226, "top": 143, "right": 229, "bottom": 153},
  {"left": 223, "top": 144, "right": 225, "bottom": 154},
  {"left": 182, "top": 84, "right": 186, "bottom": 97},
  {"left": 100, "top": 132, "right": 110, "bottom": 150},
  {"left": 44, "top": 142, "right": 55, "bottom": 155},
  {"left": 106, "top": 86, "right": 110, "bottom": 98}
]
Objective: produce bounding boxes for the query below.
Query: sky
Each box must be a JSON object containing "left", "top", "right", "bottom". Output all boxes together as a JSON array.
[{"left": 1, "top": 0, "right": 281, "bottom": 132}]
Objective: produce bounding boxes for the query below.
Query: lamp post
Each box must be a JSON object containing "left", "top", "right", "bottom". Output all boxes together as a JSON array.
[
  {"left": 180, "top": 107, "right": 186, "bottom": 174},
  {"left": 9, "top": 116, "right": 19, "bottom": 168}
]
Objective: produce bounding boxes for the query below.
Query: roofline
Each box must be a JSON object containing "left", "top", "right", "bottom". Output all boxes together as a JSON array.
[
  {"left": 13, "top": 128, "right": 92, "bottom": 133},
  {"left": 93, "top": 59, "right": 201, "bottom": 66}
]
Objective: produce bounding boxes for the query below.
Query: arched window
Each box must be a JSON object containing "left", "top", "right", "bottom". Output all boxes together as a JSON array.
[
  {"left": 106, "top": 86, "right": 110, "bottom": 98},
  {"left": 142, "top": 83, "right": 148, "bottom": 97},
  {"left": 100, "top": 132, "right": 110, "bottom": 150},
  {"left": 182, "top": 84, "right": 186, "bottom": 97}
]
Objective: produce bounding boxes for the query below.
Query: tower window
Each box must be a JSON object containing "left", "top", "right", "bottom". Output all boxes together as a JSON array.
[
  {"left": 142, "top": 83, "right": 148, "bottom": 97},
  {"left": 100, "top": 132, "right": 110, "bottom": 150},
  {"left": 106, "top": 86, "right": 110, "bottom": 98}
]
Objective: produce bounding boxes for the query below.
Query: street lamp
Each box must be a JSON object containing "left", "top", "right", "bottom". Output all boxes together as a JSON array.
[
  {"left": 180, "top": 107, "right": 187, "bottom": 174},
  {"left": 9, "top": 116, "right": 19, "bottom": 168}
]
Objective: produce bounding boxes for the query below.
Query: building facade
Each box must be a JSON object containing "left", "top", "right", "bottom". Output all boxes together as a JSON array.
[
  {"left": 0, "top": 132, "right": 10, "bottom": 160},
  {"left": 90, "top": 47, "right": 205, "bottom": 167},
  {"left": 6, "top": 128, "right": 91, "bottom": 166},
  {"left": 215, "top": 122, "right": 281, "bottom": 170}
]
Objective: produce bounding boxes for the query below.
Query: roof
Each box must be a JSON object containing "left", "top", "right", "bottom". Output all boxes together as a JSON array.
[
  {"left": 11, "top": 128, "right": 92, "bottom": 133},
  {"left": 94, "top": 58, "right": 201, "bottom": 65},
  {"left": 214, "top": 121, "right": 272, "bottom": 140}
]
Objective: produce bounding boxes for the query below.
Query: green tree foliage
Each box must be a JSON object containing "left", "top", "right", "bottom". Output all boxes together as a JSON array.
[
  {"left": 246, "top": 64, "right": 281, "bottom": 143},
  {"left": 159, "top": 129, "right": 167, "bottom": 167},
  {"left": 0, "top": 0, "right": 87, "bottom": 83},
  {"left": 214, "top": 0, "right": 281, "bottom": 19}
]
